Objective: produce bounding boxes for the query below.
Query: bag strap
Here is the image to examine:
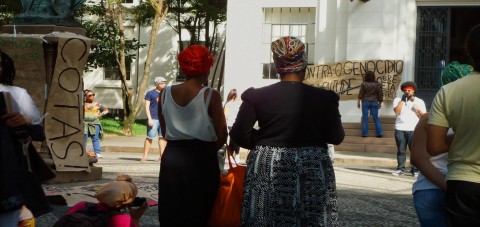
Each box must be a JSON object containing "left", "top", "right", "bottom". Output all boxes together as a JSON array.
[
  {"left": 205, "top": 87, "right": 213, "bottom": 106},
  {"left": 16, "top": 128, "right": 33, "bottom": 172}
]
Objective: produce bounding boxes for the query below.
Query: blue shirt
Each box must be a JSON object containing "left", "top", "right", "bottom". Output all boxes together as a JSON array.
[{"left": 145, "top": 89, "right": 160, "bottom": 120}]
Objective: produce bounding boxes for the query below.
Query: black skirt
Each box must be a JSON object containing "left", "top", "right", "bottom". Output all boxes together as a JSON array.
[{"left": 158, "top": 139, "right": 220, "bottom": 227}]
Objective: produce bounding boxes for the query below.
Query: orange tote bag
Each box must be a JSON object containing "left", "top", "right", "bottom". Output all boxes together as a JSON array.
[{"left": 209, "top": 145, "right": 246, "bottom": 227}]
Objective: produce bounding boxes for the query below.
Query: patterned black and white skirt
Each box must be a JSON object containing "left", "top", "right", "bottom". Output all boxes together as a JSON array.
[{"left": 241, "top": 145, "right": 338, "bottom": 227}]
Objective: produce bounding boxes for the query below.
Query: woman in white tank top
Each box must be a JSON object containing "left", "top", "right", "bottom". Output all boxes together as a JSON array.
[{"left": 157, "top": 45, "right": 227, "bottom": 226}]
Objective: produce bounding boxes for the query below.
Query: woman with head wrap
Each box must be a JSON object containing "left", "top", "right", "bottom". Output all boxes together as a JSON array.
[
  {"left": 427, "top": 24, "right": 480, "bottom": 226},
  {"left": 230, "top": 36, "right": 345, "bottom": 226},
  {"left": 410, "top": 61, "right": 473, "bottom": 227},
  {"left": 63, "top": 175, "right": 147, "bottom": 227},
  {"left": 157, "top": 45, "right": 227, "bottom": 226}
]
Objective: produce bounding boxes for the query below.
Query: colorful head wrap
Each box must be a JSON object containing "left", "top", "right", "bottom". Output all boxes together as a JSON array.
[
  {"left": 271, "top": 36, "right": 308, "bottom": 75},
  {"left": 440, "top": 61, "right": 473, "bottom": 86},
  {"left": 178, "top": 45, "right": 214, "bottom": 77},
  {"left": 94, "top": 175, "right": 138, "bottom": 208}
]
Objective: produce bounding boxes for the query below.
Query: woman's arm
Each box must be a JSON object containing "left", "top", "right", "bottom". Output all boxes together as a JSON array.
[
  {"left": 98, "top": 103, "right": 109, "bottom": 118},
  {"left": 208, "top": 89, "right": 228, "bottom": 150},
  {"left": 230, "top": 89, "right": 258, "bottom": 150},
  {"left": 411, "top": 113, "right": 446, "bottom": 190},
  {"left": 357, "top": 83, "right": 364, "bottom": 109},
  {"left": 323, "top": 91, "right": 345, "bottom": 145},
  {"left": 377, "top": 83, "right": 383, "bottom": 108},
  {"left": 426, "top": 124, "right": 450, "bottom": 156}
]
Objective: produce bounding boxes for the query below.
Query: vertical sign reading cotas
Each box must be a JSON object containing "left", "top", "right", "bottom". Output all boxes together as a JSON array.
[
  {"left": 44, "top": 33, "right": 92, "bottom": 172},
  {"left": 303, "top": 60, "right": 404, "bottom": 100}
]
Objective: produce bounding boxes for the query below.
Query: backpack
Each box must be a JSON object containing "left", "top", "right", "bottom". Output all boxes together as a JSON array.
[{"left": 53, "top": 202, "right": 121, "bottom": 227}]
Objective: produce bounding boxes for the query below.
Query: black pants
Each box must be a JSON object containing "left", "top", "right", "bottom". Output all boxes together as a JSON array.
[
  {"left": 158, "top": 140, "right": 220, "bottom": 227},
  {"left": 446, "top": 180, "right": 480, "bottom": 226}
]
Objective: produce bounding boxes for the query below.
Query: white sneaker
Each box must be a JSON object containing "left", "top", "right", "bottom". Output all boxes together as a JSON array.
[
  {"left": 96, "top": 153, "right": 103, "bottom": 158},
  {"left": 392, "top": 170, "right": 404, "bottom": 176}
]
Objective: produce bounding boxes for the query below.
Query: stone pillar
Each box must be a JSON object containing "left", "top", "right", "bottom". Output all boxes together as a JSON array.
[{"left": 0, "top": 25, "right": 102, "bottom": 183}]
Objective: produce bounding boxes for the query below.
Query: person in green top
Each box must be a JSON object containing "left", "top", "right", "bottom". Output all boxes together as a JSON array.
[
  {"left": 84, "top": 89, "right": 109, "bottom": 158},
  {"left": 427, "top": 24, "right": 480, "bottom": 225}
]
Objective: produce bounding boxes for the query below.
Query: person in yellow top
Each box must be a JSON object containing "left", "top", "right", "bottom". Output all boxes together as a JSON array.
[
  {"left": 427, "top": 24, "right": 480, "bottom": 225},
  {"left": 84, "top": 89, "right": 109, "bottom": 158}
]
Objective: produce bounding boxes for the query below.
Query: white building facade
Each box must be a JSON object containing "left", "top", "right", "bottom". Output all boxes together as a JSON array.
[{"left": 223, "top": 0, "right": 480, "bottom": 122}]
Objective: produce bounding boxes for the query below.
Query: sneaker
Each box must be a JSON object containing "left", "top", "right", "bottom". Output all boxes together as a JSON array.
[
  {"left": 392, "top": 170, "right": 404, "bottom": 176},
  {"left": 412, "top": 172, "right": 419, "bottom": 177},
  {"left": 96, "top": 153, "right": 103, "bottom": 158}
]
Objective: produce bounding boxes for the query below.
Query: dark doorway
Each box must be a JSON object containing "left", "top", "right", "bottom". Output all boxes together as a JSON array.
[{"left": 415, "top": 6, "right": 480, "bottom": 109}]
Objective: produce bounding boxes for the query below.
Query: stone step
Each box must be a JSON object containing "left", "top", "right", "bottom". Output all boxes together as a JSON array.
[
  {"left": 334, "top": 151, "right": 409, "bottom": 167},
  {"left": 344, "top": 129, "right": 394, "bottom": 138},
  {"left": 370, "top": 116, "right": 396, "bottom": 124},
  {"left": 335, "top": 143, "right": 365, "bottom": 152},
  {"left": 342, "top": 136, "right": 396, "bottom": 145},
  {"left": 366, "top": 144, "right": 397, "bottom": 153},
  {"left": 336, "top": 143, "right": 397, "bottom": 153},
  {"left": 343, "top": 122, "right": 395, "bottom": 131}
]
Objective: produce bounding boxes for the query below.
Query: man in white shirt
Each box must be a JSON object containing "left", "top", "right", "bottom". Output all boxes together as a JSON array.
[{"left": 392, "top": 81, "right": 426, "bottom": 177}]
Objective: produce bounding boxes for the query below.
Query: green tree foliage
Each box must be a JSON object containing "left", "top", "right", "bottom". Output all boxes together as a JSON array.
[
  {"left": 165, "top": 0, "right": 226, "bottom": 54},
  {"left": 78, "top": 3, "right": 146, "bottom": 70},
  {"left": 0, "top": 0, "right": 22, "bottom": 27},
  {"left": 78, "top": 0, "right": 167, "bottom": 135}
]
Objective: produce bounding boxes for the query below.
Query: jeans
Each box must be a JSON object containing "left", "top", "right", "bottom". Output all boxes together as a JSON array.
[
  {"left": 394, "top": 129, "right": 417, "bottom": 172},
  {"left": 84, "top": 124, "right": 101, "bottom": 154},
  {"left": 147, "top": 119, "right": 163, "bottom": 139},
  {"left": 413, "top": 189, "right": 447, "bottom": 227},
  {"left": 0, "top": 209, "right": 20, "bottom": 227},
  {"left": 361, "top": 100, "right": 383, "bottom": 137}
]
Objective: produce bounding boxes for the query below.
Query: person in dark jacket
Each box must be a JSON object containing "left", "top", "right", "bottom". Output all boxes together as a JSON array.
[
  {"left": 230, "top": 36, "right": 344, "bottom": 226},
  {"left": 357, "top": 70, "right": 384, "bottom": 137},
  {"left": 0, "top": 49, "right": 50, "bottom": 226}
]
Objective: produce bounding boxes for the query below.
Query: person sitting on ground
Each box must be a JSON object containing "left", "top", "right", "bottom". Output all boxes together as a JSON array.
[
  {"left": 411, "top": 61, "right": 473, "bottom": 227},
  {"left": 63, "top": 175, "right": 147, "bottom": 227}
]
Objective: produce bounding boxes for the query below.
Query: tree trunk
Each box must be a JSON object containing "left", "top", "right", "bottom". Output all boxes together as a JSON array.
[
  {"left": 120, "top": 1, "right": 167, "bottom": 136},
  {"left": 108, "top": 1, "right": 133, "bottom": 135}
]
